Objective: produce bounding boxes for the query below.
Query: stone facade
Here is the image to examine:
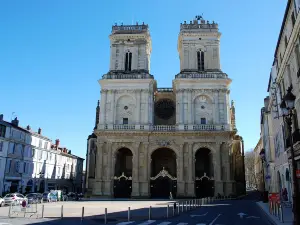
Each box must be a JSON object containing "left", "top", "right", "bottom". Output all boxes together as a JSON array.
[{"left": 86, "top": 16, "right": 245, "bottom": 198}]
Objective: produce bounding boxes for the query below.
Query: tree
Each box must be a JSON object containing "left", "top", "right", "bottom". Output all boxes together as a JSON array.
[{"left": 244, "top": 150, "right": 258, "bottom": 188}]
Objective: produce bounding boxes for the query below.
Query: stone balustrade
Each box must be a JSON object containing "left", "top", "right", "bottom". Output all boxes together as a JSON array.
[{"left": 100, "top": 124, "right": 230, "bottom": 131}]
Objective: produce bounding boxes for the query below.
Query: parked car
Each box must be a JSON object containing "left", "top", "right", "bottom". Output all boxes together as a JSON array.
[
  {"left": 42, "top": 192, "right": 58, "bottom": 202},
  {"left": 0, "top": 197, "right": 4, "bottom": 207},
  {"left": 3, "top": 193, "right": 26, "bottom": 205},
  {"left": 25, "top": 193, "right": 43, "bottom": 204}
]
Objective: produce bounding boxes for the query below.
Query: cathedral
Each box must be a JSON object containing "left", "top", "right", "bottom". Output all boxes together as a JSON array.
[{"left": 85, "top": 16, "right": 246, "bottom": 198}]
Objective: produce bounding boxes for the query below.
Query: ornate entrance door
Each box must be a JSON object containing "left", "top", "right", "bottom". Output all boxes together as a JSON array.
[
  {"left": 113, "top": 173, "right": 132, "bottom": 198},
  {"left": 150, "top": 167, "right": 177, "bottom": 199},
  {"left": 195, "top": 173, "right": 214, "bottom": 198}
]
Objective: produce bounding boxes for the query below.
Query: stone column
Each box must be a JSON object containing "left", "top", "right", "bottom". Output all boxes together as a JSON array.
[
  {"left": 132, "top": 143, "right": 140, "bottom": 197},
  {"left": 187, "top": 143, "right": 195, "bottom": 197},
  {"left": 214, "top": 142, "right": 223, "bottom": 196},
  {"left": 176, "top": 144, "right": 185, "bottom": 197},
  {"left": 100, "top": 90, "right": 107, "bottom": 125},
  {"left": 181, "top": 90, "right": 184, "bottom": 124}
]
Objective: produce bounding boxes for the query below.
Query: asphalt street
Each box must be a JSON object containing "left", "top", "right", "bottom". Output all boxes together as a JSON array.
[{"left": 0, "top": 192, "right": 274, "bottom": 225}]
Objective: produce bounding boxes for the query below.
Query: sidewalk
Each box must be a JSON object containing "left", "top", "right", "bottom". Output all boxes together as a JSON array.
[{"left": 256, "top": 201, "right": 293, "bottom": 225}]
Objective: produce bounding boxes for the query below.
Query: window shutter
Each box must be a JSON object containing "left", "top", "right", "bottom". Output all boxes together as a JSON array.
[
  {"left": 8, "top": 143, "right": 14, "bottom": 154},
  {"left": 5, "top": 160, "right": 11, "bottom": 173}
]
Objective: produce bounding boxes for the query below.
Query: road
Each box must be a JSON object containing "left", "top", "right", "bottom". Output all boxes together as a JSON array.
[{"left": 0, "top": 192, "right": 274, "bottom": 225}]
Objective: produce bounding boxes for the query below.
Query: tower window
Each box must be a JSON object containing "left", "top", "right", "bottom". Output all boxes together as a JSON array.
[
  {"left": 197, "top": 51, "right": 205, "bottom": 71},
  {"left": 125, "top": 52, "right": 132, "bottom": 71},
  {"left": 123, "top": 118, "right": 128, "bottom": 124},
  {"left": 201, "top": 118, "right": 206, "bottom": 124}
]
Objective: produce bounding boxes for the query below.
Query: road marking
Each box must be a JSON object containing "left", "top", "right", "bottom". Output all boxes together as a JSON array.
[
  {"left": 191, "top": 212, "right": 208, "bottom": 217},
  {"left": 246, "top": 216, "right": 260, "bottom": 219},
  {"left": 237, "top": 212, "right": 247, "bottom": 219},
  {"left": 156, "top": 222, "right": 171, "bottom": 225},
  {"left": 176, "top": 223, "right": 188, "bottom": 225},
  {"left": 137, "top": 220, "right": 157, "bottom": 225},
  {"left": 209, "top": 214, "right": 221, "bottom": 225},
  {"left": 116, "top": 222, "right": 135, "bottom": 225},
  {"left": 196, "top": 224, "right": 206, "bottom": 225}
]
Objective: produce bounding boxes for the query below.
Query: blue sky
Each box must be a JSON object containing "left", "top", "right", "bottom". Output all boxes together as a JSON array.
[{"left": 0, "top": 0, "right": 286, "bottom": 160}]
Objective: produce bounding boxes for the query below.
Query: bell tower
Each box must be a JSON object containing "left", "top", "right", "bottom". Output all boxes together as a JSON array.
[
  {"left": 108, "top": 22, "right": 152, "bottom": 73},
  {"left": 98, "top": 23, "right": 155, "bottom": 130},
  {"left": 177, "top": 16, "right": 221, "bottom": 72}
]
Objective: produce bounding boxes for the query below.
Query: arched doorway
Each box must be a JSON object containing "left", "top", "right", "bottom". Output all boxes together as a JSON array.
[
  {"left": 150, "top": 148, "right": 177, "bottom": 199},
  {"left": 195, "top": 148, "right": 214, "bottom": 198},
  {"left": 113, "top": 148, "right": 133, "bottom": 198}
]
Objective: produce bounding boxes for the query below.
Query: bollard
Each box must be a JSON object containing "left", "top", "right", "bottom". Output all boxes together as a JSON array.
[
  {"left": 280, "top": 204, "right": 284, "bottom": 223},
  {"left": 167, "top": 204, "right": 169, "bottom": 218},
  {"left": 185, "top": 201, "right": 188, "bottom": 211},
  {"left": 172, "top": 204, "right": 175, "bottom": 216},
  {"left": 8, "top": 203, "right": 11, "bottom": 218},
  {"left": 81, "top": 206, "right": 84, "bottom": 222},
  {"left": 181, "top": 201, "right": 184, "bottom": 212},
  {"left": 177, "top": 202, "right": 180, "bottom": 214},
  {"left": 61, "top": 205, "right": 63, "bottom": 219},
  {"left": 104, "top": 208, "right": 107, "bottom": 224},
  {"left": 128, "top": 207, "right": 131, "bottom": 221},
  {"left": 149, "top": 206, "right": 152, "bottom": 220},
  {"left": 41, "top": 204, "right": 44, "bottom": 218}
]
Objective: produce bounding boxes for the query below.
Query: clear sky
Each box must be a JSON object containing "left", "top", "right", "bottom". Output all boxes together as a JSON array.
[{"left": 0, "top": 0, "right": 287, "bottom": 160}]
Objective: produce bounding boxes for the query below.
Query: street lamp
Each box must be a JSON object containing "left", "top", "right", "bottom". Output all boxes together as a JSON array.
[
  {"left": 259, "top": 148, "right": 268, "bottom": 202},
  {"left": 280, "top": 85, "right": 299, "bottom": 225}
]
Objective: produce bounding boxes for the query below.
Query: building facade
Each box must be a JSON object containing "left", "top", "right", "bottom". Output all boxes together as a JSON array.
[
  {"left": 86, "top": 16, "right": 245, "bottom": 198},
  {"left": 253, "top": 137, "right": 263, "bottom": 191},
  {"left": 0, "top": 114, "right": 84, "bottom": 195},
  {"left": 0, "top": 116, "right": 32, "bottom": 195},
  {"left": 259, "top": 0, "right": 300, "bottom": 206}
]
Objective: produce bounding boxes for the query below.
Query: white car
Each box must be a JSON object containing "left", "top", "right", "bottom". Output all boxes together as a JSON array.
[
  {"left": 3, "top": 193, "right": 26, "bottom": 205},
  {"left": 0, "top": 197, "right": 4, "bottom": 207}
]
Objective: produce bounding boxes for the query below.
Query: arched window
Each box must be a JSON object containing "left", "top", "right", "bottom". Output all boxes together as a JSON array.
[
  {"left": 125, "top": 52, "right": 132, "bottom": 71},
  {"left": 197, "top": 51, "right": 205, "bottom": 71}
]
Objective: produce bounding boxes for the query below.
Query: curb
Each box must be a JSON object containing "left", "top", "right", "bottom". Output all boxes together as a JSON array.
[{"left": 256, "top": 202, "right": 278, "bottom": 225}]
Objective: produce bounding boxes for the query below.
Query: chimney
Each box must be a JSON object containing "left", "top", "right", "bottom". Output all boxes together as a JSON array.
[
  {"left": 26, "top": 125, "right": 31, "bottom": 130},
  {"left": 0, "top": 114, "right": 3, "bottom": 121},
  {"left": 11, "top": 117, "right": 19, "bottom": 126},
  {"left": 38, "top": 127, "right": 42, "bottom": 135},
  {"left": 55, "top": 139, "right": 60, "bottom": 149}
]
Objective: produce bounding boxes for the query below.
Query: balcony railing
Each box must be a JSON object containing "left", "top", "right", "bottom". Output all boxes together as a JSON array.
[{"left": 100, "top": 124, "right": 230, "bottom": 131}]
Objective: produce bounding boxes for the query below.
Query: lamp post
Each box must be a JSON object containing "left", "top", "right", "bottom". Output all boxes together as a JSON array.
[
  {"left": 280, "top": 85, "right": 299, "bottom": 225},
  {"left": 259, "top": 148, "right": 268, "bottom": 202}
]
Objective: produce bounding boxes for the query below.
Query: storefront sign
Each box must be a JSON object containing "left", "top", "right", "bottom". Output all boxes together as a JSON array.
[{"left": 296, "top": 170, "right": 300, "bottom": 178}]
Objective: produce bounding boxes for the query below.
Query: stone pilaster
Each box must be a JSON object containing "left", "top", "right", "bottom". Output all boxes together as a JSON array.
[
  {"left": 140, "top": 143, "right": 149, "bottom": 197},
  {"left": 214, "top": 142, "right": 223, "bottom": 196},
  {"left": 103, "top": 142, "right": 112, "bottom": 196},
  {"left": 188, "top": 90, "right": 192, "bottom": 124},
  {"left": 93, "top": 141, "right": 103, "bottom": 195},
  {"left": 100, "top": 90, "right": 107, "bottom": 125},
  {"left": 187, "top": 143, "right": 195, "bottom": 197},
  {"left": 136, "top": 90, "right": 141, "bottom": 124},
  {"left": 176, "top": 144, "right": 185, "bottom": 197},
  {"left": 132, "top": 142, "right": 140, "bottom": 197}
]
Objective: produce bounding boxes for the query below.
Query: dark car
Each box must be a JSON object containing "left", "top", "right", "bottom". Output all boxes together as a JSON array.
[{"left": 25, "top": 193, "right": 43, "bottom": 204}]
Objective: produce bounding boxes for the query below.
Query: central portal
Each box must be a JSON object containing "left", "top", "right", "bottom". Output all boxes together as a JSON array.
[{"left": 150, "top": 148, "right": 177, "bottom": 199}]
